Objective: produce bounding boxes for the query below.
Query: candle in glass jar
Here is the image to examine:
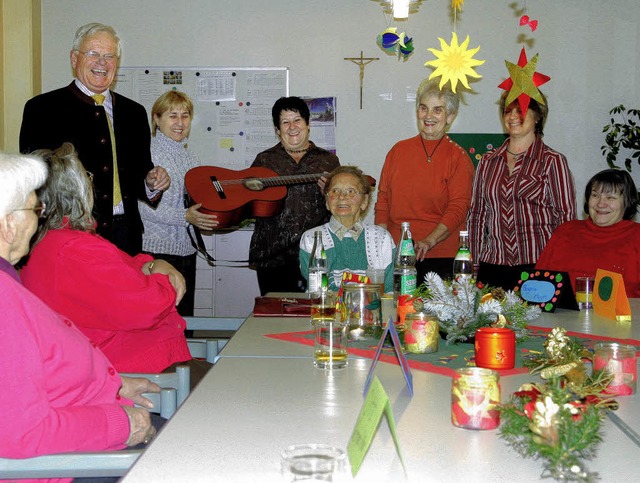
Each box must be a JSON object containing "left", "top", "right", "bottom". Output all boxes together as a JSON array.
[
  {"left": 593, "top": 343, "right": 637, "bottom": 396},
  {"left": 451, "top": 368, "right": 500, "bottom": 430},
  {"left": 404, "top": 312, "right": 439, "bottom": 354},
  {"left": 474, "top": 327, "right": 516, "bottom": 370}
]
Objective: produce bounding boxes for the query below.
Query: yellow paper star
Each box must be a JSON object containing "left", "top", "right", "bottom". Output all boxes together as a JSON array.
[
  {"left": 425, "top": 32, "right": 485, "bottom": 93},
  {"left": 452, "top": 0, "right": 465, "bottom": 12}
]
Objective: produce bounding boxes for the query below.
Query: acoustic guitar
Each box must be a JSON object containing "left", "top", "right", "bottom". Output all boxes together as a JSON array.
[{"left": 185, "top": 166, "right": 375, "bottom": 229}]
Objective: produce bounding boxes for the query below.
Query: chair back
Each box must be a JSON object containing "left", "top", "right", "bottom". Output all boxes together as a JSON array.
[{"left": 124, "top": 364, "right": 190, "bottom": 407}]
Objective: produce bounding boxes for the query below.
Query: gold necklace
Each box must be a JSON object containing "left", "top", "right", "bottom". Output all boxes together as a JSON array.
[{"left": 420, "top": 135, "right": 445, "bottom": 163}]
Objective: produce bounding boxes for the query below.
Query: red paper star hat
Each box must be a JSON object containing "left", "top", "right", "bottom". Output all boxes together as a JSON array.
[{"left": 498, "top": 47, "right": 550, "bottom": 117}]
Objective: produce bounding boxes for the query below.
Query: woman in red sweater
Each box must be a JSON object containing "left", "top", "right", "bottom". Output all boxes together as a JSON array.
[
  {"left": 21, "top": 143, "right": 197, "bottom": 374},
  {"left": 374, "top": 79, "right": 474, "bottom": 282},
  {"left": 536, "top": 169, "right": 640, "bottom": 297}
]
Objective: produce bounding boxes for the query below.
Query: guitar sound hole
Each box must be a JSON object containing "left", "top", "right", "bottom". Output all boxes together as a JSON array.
[{"left": 243, "top": 178, "right": 265, "bottom": 191}]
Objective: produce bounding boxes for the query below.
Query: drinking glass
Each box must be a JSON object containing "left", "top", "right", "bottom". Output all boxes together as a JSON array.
[
  {"left": 313, "top": 318, "right": 348, "bottom": 369},
  {"left": 575, "top": 276, "right": 595, "bottom": 310},
  {"left": 341, "top": 283, "right": 382, "bottom": 341},
  {"left": 281, "top": 444, "right": 346, "bottom": 481}
]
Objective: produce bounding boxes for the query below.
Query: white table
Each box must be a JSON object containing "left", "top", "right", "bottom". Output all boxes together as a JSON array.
[{"left": 123, "top": 301, "right": 640, "bottom": 482}]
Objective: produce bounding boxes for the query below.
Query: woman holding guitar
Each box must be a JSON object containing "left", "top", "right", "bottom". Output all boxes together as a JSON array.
[{"left": 249, "top": 96, "right": 340, "bottom": 295}]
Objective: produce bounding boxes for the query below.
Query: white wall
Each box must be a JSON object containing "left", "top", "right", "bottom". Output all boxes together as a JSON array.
[{"left": 40, "top": 0, "right": 640, "bottom": 219}]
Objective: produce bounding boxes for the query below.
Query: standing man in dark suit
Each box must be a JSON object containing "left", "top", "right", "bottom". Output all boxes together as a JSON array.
[{"left": 20, "top": 23, "right": 170, "bottom": 256}]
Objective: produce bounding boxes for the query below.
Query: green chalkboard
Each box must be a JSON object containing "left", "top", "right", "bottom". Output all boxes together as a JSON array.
[{"left": 449, "top": 133, "right": 507, "bottom": 168}]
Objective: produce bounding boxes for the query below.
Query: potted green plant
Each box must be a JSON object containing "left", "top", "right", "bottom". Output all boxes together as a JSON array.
[{"left": 601, "top": 105, "right": 640, "bottom": 171}]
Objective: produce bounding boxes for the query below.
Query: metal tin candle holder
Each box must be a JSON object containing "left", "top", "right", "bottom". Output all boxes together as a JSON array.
[
  {"left": 451, "top": 367, "right": 501, "bottom": 430},
  {"left": 474, "top": 327, "right": 516, "bottom": 370}
]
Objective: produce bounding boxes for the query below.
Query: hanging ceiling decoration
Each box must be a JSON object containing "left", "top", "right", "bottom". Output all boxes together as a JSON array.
[{"left": 377, "top": 0, "right": 424, "bottom": 20}]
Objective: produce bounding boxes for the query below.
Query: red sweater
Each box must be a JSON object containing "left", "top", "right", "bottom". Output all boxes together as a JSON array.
[
  {"left": 374, "top": 135, "right": 474, "bottom": 258},
  {"left": 536, "top": 219, "right": 640, "bottom": 297},
  {"left": 21, "top": 226, "right": 192, "bottom": 372}
]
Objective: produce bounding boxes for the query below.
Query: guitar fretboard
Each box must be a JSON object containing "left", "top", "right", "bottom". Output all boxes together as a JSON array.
[{"left": 219, "top": 173, "right": 323, "bottom": 187}]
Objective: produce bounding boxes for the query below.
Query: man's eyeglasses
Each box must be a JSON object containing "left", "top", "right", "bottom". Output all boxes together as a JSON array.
[
  {"left": 76, "top": 50, "right": 119, "bottom": 62},
  {"left": 327, "top": 188, "right": 363, "bottom": 199},
  {"left": 14, "top": 203, "right": 47, "bottom": 219}
]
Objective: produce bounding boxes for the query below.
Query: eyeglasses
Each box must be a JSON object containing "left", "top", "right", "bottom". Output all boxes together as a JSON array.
[
  {"left": 86, "top": 171, "right": 95, "bottom": 183},
  {"left": 14, "top": 202, "right": 47, "bottom": 219},
  {"left": 76, "top": 50, "right": 119, "bottom": 62},
  {"left": 327, "top": 188, "right": 363, "bottom": 199}
]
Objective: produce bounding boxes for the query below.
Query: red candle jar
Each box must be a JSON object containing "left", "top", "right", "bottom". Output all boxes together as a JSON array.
[
  {"left": 474, "top": 328, "right": 516, "bottom": 370},
  {"left": 451, "top": 368, "right": 501, "bottom": 430},
  {"left": 593, "top": 343, "right": 637, "bottom": 396}
]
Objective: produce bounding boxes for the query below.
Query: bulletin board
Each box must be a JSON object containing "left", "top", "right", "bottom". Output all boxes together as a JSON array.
[
  {"left": 449, "top": 133, "right": 508, "bottom": 168},
  {"left": 112, "top": 67, "right": 289, "bottom": 169}
]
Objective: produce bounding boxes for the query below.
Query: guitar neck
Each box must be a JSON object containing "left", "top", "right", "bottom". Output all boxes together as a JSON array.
[{"left": 256, "top": 173, "right": 323, "bottom": 188}]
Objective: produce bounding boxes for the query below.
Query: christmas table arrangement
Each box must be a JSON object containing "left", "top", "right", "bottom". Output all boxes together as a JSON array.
[
  {"left": 411, "top": 272, "right": 540, "bottom": 344},
  {"left": 499, "top": 327, "right": 620, "bottom": 482}
]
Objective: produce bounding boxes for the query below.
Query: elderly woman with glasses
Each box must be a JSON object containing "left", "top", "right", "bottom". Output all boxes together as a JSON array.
[
  {"left": 536, "top": 169, "right": 640, "bottom": 297},
  {"left": 299, "top": 166, "right": 395, "bottom": 292},
  {"left": 0, "top": 151, "right": 158, "bottom": 461},
  {"left": 20, "top": 143, "right": 208, "bottom": 379}
]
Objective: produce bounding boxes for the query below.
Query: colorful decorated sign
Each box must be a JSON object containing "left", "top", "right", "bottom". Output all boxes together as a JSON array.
[
  {"left": 593, "top": 269, "right": 631, "bottom": 321},
  {"left": 515, "top": 270, "right": 578, "bottom": 312}
]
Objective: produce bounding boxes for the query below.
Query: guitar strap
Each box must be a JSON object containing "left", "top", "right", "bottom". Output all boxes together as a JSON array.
[{"left": 188, "top": 224, "right": 216, "bottom": 266}]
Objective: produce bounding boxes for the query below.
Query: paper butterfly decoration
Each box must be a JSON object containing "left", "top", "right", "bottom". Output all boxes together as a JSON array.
[
  {"left": 497, "top": 47, "right": 550, "bottom": 119},
  {"left": 519, "top": 15, "right": 538, "bottom": 32},
  {"left": 377, "top": 27, "right": 414, "bottom": 61}
]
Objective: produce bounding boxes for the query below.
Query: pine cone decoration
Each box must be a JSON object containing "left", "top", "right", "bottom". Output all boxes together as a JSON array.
[
  {"left": 412, "top": 298, "right": 424, "bottom": 312},
  {"left": 491, "top": 287, "right": 506, "bottom": 302}
]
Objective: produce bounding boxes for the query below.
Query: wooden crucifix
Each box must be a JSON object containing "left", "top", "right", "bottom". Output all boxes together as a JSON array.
[{"left": 344, "top": 51, "right": 379, "bottom": 109}]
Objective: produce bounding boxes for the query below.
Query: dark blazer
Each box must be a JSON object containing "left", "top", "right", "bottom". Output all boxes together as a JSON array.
[{"left": 20, "top": 82, "right": 154, "bottom": 254}]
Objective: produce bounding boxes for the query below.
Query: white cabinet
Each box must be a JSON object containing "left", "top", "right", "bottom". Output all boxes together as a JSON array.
[{"left": 194, "top": 227, "right": 260, "bottom": 317}]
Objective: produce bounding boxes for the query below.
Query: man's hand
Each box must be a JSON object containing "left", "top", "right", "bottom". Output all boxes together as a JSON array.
[{"left": 146, "top": 166, "right": 171, "bottom": 192}]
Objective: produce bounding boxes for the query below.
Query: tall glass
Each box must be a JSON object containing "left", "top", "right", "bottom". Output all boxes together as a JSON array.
[{"left": 313, "top": 318, "right": 348, "bottom": 369}]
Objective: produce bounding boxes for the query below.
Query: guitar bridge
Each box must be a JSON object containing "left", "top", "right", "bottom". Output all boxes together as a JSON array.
[{"left": 210, "top": 176, "right": 226, "bottom": 199}]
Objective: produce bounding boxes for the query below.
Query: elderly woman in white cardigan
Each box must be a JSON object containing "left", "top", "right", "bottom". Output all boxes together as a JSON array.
[{"left": 299, "top": 166, "right": 395, "bottom": 292}]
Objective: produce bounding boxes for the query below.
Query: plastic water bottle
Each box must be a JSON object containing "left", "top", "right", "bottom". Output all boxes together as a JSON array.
[
  {"left": 393, "top": 222, "right": 417, "bottom": 301},
  {"left": 453, "top": 230, "right": 473, "bottom": 281},
  {"left": 308, "top": 230, "right": 328, "bottom": 295}
]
